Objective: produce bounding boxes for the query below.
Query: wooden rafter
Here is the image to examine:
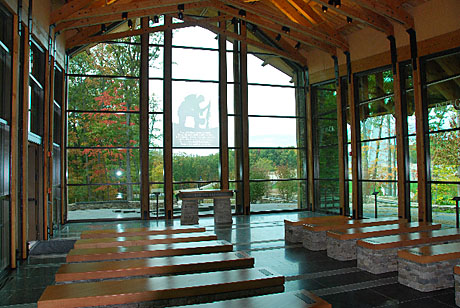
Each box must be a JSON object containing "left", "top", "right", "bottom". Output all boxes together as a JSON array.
[
  {"left": 309, "top": 0, "right": 394, "bottom": 35},
  {"left": 50, "top": 0, "right": 95, "bottom": 25},
  {"left": 66, "top": 25, "right": 103, "bottom": 49},
  {"left": 56, "top": 1, "right": 212, "bottom": 32},
  {"left": 348, "top": 0, "right": 414, "bottom": 29},
  {"left": 269, "top": 0, "right": 312, "bottom": 26},
  {"left": 261, "top": 27, "right": 308, "bottom": 65},
  {"left": 218, "top": 0, "right": 347, "bottom": 51}
]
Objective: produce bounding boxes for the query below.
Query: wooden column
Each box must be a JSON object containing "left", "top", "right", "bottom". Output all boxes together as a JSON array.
[
  {"left": 163, "top": 16, "right": 173, "bottom": 219},
  {"left": 140, "top": 17, "right": 150, "bottom": 219},
  {"left": 306, "top": 84, "right": 314, "bottom": 211},
  {"left": 349, "top": 76, "right": 361, "bottom": 219},
  {"left": 43, "top": 50, "right": 50, "bottom": 240},
  {"left": 10, "top": 14, "right": 19, "bottom": 269},
  {"left": 218, "top": 18, "right": 229, "bottom": 191},
  {"left": 21, "top": 24, "right": 30, "bottom": 259},
  {"left": 240, "top": 21, "right": 250, "bottom": 215},
  {"left": 48, "top": 55, "right": 55, "bottom": 236},
  {"left": 413, "top": 58, "right": 428, "bottom": 222},
  {"left": 394, "top": 64, "right": 409, "bottom": 219},
  {"left": 336, "top": 79, "right": 346, "bottom": 215}
]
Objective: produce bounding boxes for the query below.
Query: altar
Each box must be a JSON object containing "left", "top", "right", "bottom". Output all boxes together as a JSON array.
[{"left": 177, "top": 190, "right": 233, "bottom": 225}]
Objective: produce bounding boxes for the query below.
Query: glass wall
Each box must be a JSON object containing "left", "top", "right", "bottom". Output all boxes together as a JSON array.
[
  {"left": 423, "top": 50, "right": 460, "bottom": 226},
  {"left": 356, "top": 67, "right": 398, "bottom": 218}
]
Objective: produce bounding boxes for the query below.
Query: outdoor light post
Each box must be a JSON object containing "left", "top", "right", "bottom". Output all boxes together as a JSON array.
[
  {"left": 372, "top": 191, "right": 379, "bottom": 218},
  {"left": 453, "top": 196, "right": 460, "bottom": 228}
]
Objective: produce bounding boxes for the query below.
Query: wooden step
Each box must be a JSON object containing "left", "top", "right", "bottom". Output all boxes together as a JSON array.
[
  {"left": 38, "top": 268, "right": 285, "bottom": 308},
  {"left": 80, "top": 226, "right": 206, "bottom": 239},
  {"left": 398, "top": 241, "right": 460, "bottom": 264},
  {"left": 358, "top": 228, "right": 460, "bottom": 250},
  {"left": 56, "top": 251, "right": 254, "bottom": 282},
  {"left": 67, "top": 240, "right": 233, "bottom": 262},
  {"left": 174, "top": 290, "right": 331, "bottom": 307},
  {"left": 327, "top": 222, "right": 441, "bottom": 241},
  {"left": 74, "top": 232, "right": 218, "bottom": 249},
  {"left": 304, "top": 217, "right": 406, "bottom": 232}
]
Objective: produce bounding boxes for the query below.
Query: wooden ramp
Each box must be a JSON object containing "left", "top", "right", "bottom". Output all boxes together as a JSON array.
[
  {"left": 175, "top": 290, "right": 331, "bottom": 307},
  {"left": 80, "top": 226, "right": 206, "bottom": 239},
  {"left": 38, "top": 268, "right": 285, "bottom": 308},
  {"left": 74, "top": 232, "right": 218, "bottom": 249},
  {"left": 56, "top": 251, "right": 254, "bottom": 282},
  {"left": 66, "top": 240, "right": 233, "bottom": 262}
]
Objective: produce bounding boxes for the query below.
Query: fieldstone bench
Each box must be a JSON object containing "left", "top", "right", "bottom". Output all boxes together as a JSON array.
[
  {"left": 74, "top": 232, "right": 218, "bottom": 249},
  {"left": 284, "top": 215, "right": 349, "bottom": 243},
  {"left": 326, "top": 222, "right": 441, "bottom": 261},
  {"left": 80, "top": 226, "right": 206, "bottom": 239},
  {"left": 453, "top": 265, "right": 460, "bottom": 306},
  {"left": 38, "top": 267, "right": 285, "bottom": 308},
  {"left": 67, "top": 240, "right": 233, "bottom": 262},
  {"left": 398, "top": 242, "right": 460, "bottom": 292},
  {"left": 175, "top": 290, "right": 331, "bottom": 307},
  {"left": 56, "top": 251, "right": 254, "bottom": 283},
  {"left": 357, "top": 228, "right": 460, "bottom": 274},
  {"left": 302, "top": 217, "right": 406, "bottom": 251}
]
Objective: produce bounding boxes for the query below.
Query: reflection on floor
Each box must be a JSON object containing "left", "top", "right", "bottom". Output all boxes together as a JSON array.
[{"left": 0, "top": 211, "right": 456, "bottom": 307}]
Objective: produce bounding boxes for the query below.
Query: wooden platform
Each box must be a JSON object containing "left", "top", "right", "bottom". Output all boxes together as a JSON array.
[
  {"left": 66, "top": 240, "right": 233, "bottom": 262},
  {"left": 38, "top": 268, "right": 285, "bottom": 308},
  {"left": 56, "top": 251, "right": 254, "bottom": 282},
  {"left": 175, "top": 290, "right": 331, "bottom": 307},
  {"left": 80, "top": 226, "right": 206, "bottom": 239},
  {"left": 327, "top": 222, "right": 441, "bottom": 241},
  {"left": 304, "top": 217, "right": 406, "bottom": 232},
  {"left": 74, "top": 232, "right": 218, "bottom": 249}
]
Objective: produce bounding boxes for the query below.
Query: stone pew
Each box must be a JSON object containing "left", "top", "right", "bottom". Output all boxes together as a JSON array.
[
  {"left": 453, "top": 265, "right": 460, "bottom": 306},
  {"left": 357, "top": 228, "right": 460, "bottom": 274},
  {"left": 38, "top": 267, "right": 285, "bottom": 308},
  {"left": 67, "top": 240, "right": 233, "bottom": 263},
  {"left": 74, "top": 232, "right": 218, "bottom": 249},
  {"left": 398, "top": 242, "right": 460, "bottom": 292},
  {"left": 175, "top": 290, "right": 331, "bottom": 307},
  {"left": 284, "top": 215, "right": 349, "bottom": 243},
  {"left": 303, "top": 217, "right": 406, "bottom": 251},
  {"left": 56, "top": 251, "right": 254, "bottom": 283},
  {"left": 326, "top": 222, "right": 441, "bottom": 261},
  {"left": 80, "top": 226, "right": 206, "bottom": 239}
]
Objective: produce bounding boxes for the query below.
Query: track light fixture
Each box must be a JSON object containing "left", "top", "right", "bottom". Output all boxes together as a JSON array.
[
  {"left": 101, "top": 24, "right": 106, "bottom": 33},
  {"left": 238, "top": 9, "right": 246, "bottom": 17},
  {"left": 295, "top": 42, "right": 301, "bottom": 49},
  {"left": 335, "top": 0, "right": 341, "bottom": 8},
  {"left": 328, "top": 0, "right": 334, "bottom": 5},
  {"left": 322, "top": 5, "right": 328, "bottom": 13},
  {"left": 347, "top": 16, "right": 353, "bottom": 24},
  {"left": 153, "top": 15, "right": 159, "bottom": 23},
  {"left": 178, "top": 4, "right": 185, "bottom": 12},
  {"left": 128, "top": 19, "right": 133, "bottom": 30},
  {"left": 122, "top": 12, "right": 128, "bottom": 20},
  {"left": 275, "top": 33, "right": 281, "bottom": 41},
  {"left": 282, "top": 26, "right": 290, "bottom": 34},
  {"left": 178, "top": 12, "right": 184, "bottom": 19}
]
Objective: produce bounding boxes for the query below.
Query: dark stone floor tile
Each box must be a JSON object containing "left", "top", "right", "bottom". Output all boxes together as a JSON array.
[
  {"left": 391, "top": 297, "right": 455, "bottom": 308},
  {"left": 284, "top": 278, "right": 326, "bottom": 292},
  {"left": 431, "top": 290, "right": 456, "bottom": 307},
  {"left": 321, "top": 289, "right": 397, "bottom": 308},
  {"left": 315, "top": 271, "right": 380, "bottom": 288},
  {"left": 2, "top": 288, "right": 45, "bottom": 305},
  {"left": 371, "top": 283, "right": 453, "bottom": 303}
]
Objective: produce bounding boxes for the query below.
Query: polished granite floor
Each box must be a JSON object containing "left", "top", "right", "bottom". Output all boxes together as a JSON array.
[{"left": 0, "top": 211, "right": 456, "bottom": 307}]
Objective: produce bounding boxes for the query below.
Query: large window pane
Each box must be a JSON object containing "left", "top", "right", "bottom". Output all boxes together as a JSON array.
[
  {"left": 315, "top": 180, "right": 340, "bottom": 214},
  {"left": 149, "top": 46, "right": 164, "bottom": 78},
  {"left": 247, "top": 53, "right": 292, "bottom": 86},
  {"left": 249, "top": 148, "right": 299, "bottom": 180},
  {"left": 249, "top": 117, "right": 297, "bottom": 147},
  {"left": 149, "top": 114, "right": 163, "bottom": 147},
  {"left": 361, "top": 182, "right": 398, "bottom": 218},
  {"left": 149, "top": 149, "right": 164, "bottom": 183},
  {"left": 357, "top": 69, "right": 394, "bottom": 101},
  {"left": 361, "top": 139, "right": 397, "bottom": 180},
  {"left": 250, "top": 180, "right": 306, "bottom": 211},
  {"left": 248, "top": 85, "right": 296, "bottom": 116},
  {"left": 426, "top": 82, "right": 460, "bottom": 132},
  {"left": 172, "top": 48, "right": 218, "bottom": 80},
  {"left": 425, "top": 51, "right": 460, "bottom": 83},
  {"left": 360, "top": 98, "right": 396, "bottom": 140},
  {"left": 429, "top": 130, "right": 460, "bottom": 182},
  {"left": 149, "top": 79, "right": 163, "bottom": 112},
  {"left": 431, "top": 183, "right": 460, "bottom": 227},
  {"left": 173, "top": 149, "right": 220, "bottom": 182},
  {"left": 172, "top": 26, "right": 218, "bottom": 49}
]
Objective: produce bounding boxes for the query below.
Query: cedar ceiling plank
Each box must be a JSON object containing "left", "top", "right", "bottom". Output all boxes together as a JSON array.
[
  {"left": 269, "top": 0, "right": 312, "bottom": 26},
  {"left": 212, "top": 1, "right": 337, "bottom": 54},
  {"left": 287, "top": 0, "right": 340, "bottom": 36},
  {"left": 309, "top": 0, "right": 394, "bottom": 35},
  {"left": 50, "top": 0, "right": 95, "bottom": 25},
  {"left": 348, "top": 0, "right": 414, "bottom": 29},
  {"left": 219, "top": 0, "right": 347, "bottom": 51}
]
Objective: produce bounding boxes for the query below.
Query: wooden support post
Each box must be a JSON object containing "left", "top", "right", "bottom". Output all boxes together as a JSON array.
[
  {"left": 349, "top": 76, "right": 361, "bottom": 219},
  {"left": 21, "top": 24, "right": 30, "bottom": 259},
  {"left": 306, "top": 83, "right": 314, "bottom": 211},
  {"left": 163, "top": 16, "right": 173, "bottom": 219},
  {"left": 336, "top": 78, "right": 346, "bottom": 215},
  {"left": 219, "top": 17, "right": 229, "bottom": 191},
  {"left": 48, "top": 55, "right": 55, "bottom": 236},
  {"left": 413, "top": 57, "right": 428, "bottom": 222},
  {"left": 394, "top": 63, "right": 408, "bottom": 219},
  {"left": 140, "top": 17, "right": 150, "bottom": 220},
  {"left": 43, "top": 50, "right": 50, "bottom": 240},
  {"left": 10, "top": 14, "right": 20, "bottom": 269},
  {"left": 240, "top": 21, "right": 250, "bottom": 215}
]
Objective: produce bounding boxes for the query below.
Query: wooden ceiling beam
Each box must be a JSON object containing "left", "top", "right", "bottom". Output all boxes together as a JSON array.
[
  {"left": 348, "top": 0, "right": 414, "bottom": 29},
  {"left": 211, "top": 1, "right": 337, "bottom": 54},
  {"left": 261, "top": 27, "right": 308, "bottom": 65},
  {"left": 56, "top": 1, "right": 212, "bottom": 32},
  {"left": 287, "top": 0, "right": 341, "bottom": 36},
  {"left": 308, "top": 0, "right": 394, "bottom": 36},
  {"left": 66, "top": 25, "right": 102, "bottom": 49},
  {"left": 269, "top": 0, "right": 312, "bottom": 26},
  {"left": 50, "top": 0, "right": 95, "bottom": 25},
  {"left": 218, "top": 0, "right": 347, "bottom": 51}
]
